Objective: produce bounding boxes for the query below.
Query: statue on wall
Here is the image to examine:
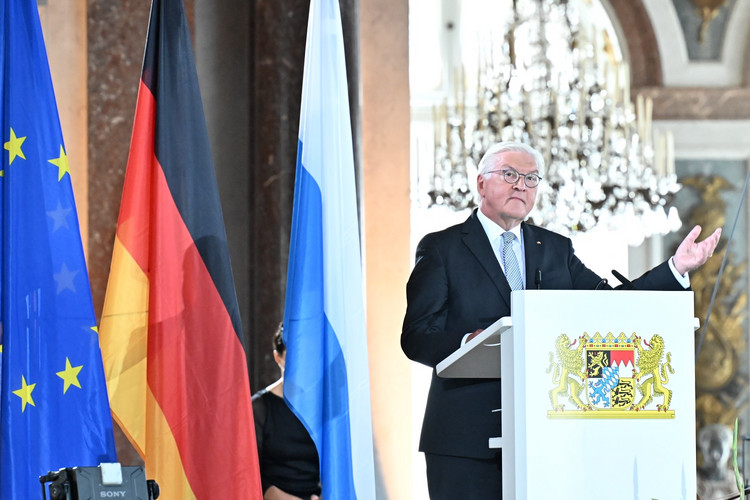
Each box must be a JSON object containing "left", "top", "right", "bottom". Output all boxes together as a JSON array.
[{"left": 696, "top": 423, "right": 739, "bottom": 499}]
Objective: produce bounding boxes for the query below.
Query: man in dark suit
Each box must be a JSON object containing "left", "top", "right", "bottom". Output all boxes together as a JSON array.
[{"left": 401, "top": 141, "right": 721, "bottom": 499}]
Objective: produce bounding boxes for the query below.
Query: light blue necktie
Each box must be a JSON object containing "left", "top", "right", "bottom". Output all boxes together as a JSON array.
[{"left": 502, "top": 232, "right": 524, "bottom": 291}]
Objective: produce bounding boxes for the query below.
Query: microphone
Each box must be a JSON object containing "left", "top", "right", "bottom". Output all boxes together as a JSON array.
[
  {"left": 612, "top": 269, "right": 634, "bottom": 289},
  {"left": 594, "top": 278, "right": 608, "bottom": 290},
  {"left": 535, "top": 269, "right": 542, "bottom": 289}
]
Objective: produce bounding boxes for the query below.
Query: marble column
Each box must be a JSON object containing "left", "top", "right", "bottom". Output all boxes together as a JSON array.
[
  {"left": 243, "top": 0, "right": 308, "bottom": 390},
  {"left": 360, "top": 0, "right": 412, "bottom": 496},
  {"left": 87, "top": 0, "right": 152, "bottom": 319}
]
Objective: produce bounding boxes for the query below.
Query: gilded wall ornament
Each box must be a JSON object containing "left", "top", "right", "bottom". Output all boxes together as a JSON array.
[{"left": 683, "top": 175, "right": 748, "bottom": 430}]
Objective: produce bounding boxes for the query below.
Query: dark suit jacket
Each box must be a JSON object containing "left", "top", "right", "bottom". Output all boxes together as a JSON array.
[{"left": 401, "top": 210, "right": 686, "bottom": 459}]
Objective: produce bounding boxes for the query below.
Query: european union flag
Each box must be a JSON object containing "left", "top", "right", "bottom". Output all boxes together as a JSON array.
[{"left": 0, "top": 1, "right": 117, "bottom": 498}]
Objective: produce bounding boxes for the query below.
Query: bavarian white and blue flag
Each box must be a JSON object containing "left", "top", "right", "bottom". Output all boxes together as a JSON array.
[
  {"left": 0, "top": 1, "right": 116, "bottom": 498},
  {"left": 283, "top": 0, "right": 376, "bottom": 497}
]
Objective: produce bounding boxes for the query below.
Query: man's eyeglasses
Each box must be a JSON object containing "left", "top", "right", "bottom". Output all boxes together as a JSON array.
[{"left": 485, "top": 168, "right": 542, "bottom": 188}]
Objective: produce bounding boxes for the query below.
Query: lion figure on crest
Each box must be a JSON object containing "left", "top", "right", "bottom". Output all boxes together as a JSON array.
[
  {"left": 547, "top": 334, "right": 591, "bottom": 411},
  {"left": 631, "top": 334, "right": 674, "bottom": 411}
]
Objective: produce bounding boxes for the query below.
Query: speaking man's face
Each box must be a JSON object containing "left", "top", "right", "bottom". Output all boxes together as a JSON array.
[{"left": 477, "top": 150, "right": 539, "bottom": 230}]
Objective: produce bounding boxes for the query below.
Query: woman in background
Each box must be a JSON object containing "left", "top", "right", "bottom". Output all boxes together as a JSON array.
[{"left": 252, "top": 323, "right": 322, "bottom": 500}]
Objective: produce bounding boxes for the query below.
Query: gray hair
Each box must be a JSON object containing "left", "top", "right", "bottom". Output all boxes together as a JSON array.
[{"left": 477, "top": 141, "right": 545, "bottom": 177}]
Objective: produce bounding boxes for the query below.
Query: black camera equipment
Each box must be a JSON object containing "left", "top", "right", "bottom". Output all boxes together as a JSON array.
[{"left": 40, "top": 463, "right": 159, "bottom": 500}]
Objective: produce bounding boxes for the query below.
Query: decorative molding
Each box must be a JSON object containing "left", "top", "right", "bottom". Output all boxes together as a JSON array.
[
  {"left": 608, "top": 0, "right": 663, "bottom": 87},
  {"left": 635, "top": 86, "right": 750, "bottom": 119},
  {"left": 610, "top": 0, "right": 750, "bottom": 89}
]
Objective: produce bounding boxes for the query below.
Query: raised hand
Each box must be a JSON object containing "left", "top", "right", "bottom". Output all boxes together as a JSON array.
[{"left": 673, "top": 225, "right": 722, "bottom": 275}]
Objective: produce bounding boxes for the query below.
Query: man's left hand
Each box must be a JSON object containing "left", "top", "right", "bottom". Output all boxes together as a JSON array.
[{"left": 673, "top": 225, "right": 722, "bottom": 275}]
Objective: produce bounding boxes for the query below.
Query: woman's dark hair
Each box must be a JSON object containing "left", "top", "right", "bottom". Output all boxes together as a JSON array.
[{"left": 273, "top": 322, "right": 285, "bottom": 355}]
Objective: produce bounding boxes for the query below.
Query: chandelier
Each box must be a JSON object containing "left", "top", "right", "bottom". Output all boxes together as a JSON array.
[{"left": 428, "top": 0, "right": 681, "bottom": 244}]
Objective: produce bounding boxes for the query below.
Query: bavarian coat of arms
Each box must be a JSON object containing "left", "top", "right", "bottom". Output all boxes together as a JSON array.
[{"left": 546, "top": 332, "right": 675, "bottom": 419}]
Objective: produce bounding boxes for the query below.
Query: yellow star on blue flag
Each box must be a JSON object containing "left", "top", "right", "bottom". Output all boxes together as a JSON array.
[{"left": 56, "top": 358, "right": 83, "bottom": 394}]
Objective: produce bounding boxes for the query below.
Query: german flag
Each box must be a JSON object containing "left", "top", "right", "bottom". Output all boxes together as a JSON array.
[{"left": 99, "top": 0, "right": 262, "bottom": 497}]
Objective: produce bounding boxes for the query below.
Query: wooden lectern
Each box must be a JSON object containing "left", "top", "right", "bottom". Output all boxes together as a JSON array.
[{"left": 437, "top": 290, "right": 697, "bottom": 500}]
